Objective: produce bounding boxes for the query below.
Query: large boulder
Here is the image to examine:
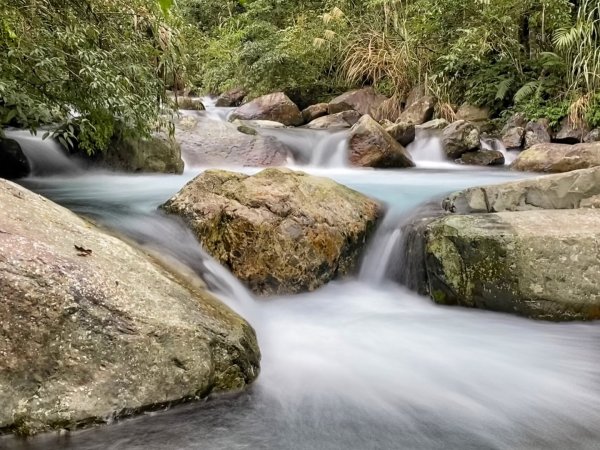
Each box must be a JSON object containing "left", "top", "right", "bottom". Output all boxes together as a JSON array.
[
  {"left": 511, "top": 142, "right": 600, "bottom": 173},
  {"left": 442, "top": 120, "right": 481, "bottom": 159},
  {"left": 398, "top": 96, "right": 435, "bottom": 125},
  {"left": 305, "top": 110, "right": 362, "bottom": 129},
  {"left": 0, "top": 138, "right": 30, "bottom": 179},
  {"left": 524, "top": 119, "right": 552, "bottom": 149},
  {"left": 423, "top": 209, "right": 600, "bottom": 321},
  {"left": 161, "top": 169, "right": 381, "bottom": 295},
  {"left": 229, "top": 92, "right": 303, "bottom": 126},
  {"left": 215, "top": 88, "right": 247, "bottom": 107},
  {"left": 444, "top": 166, "right": 600, "bottom": 213},
  {"left": 328, "top": 87, "right": 388, "bottom": 117},
  {"left": 554, "top": 118, "right": 589, "bottom": 144},
  {"left": 301, "top": 103, "right": 329, "bottom": 123},
  {"left": 101, "top": 134, "right": 184, "bottom": 174},
  {"left": 175, "top": 115, "right": 289, "bottom": 167},
  {"left": 385, "top": 122, "right": 416, "bottom": 147},
  {"left": 348, "top": 115, "right": 416, "bottom": 168},
  {"left": 411, "top": 168, "right": 600, "bottom": 321},
  {"left": 0, "top": 179, "right": 260, "bottom": 435},
  {"left": 457, "top": 149, "right": 505, "bottom": 166}
]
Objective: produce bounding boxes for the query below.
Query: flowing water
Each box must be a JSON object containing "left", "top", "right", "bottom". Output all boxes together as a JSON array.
[{"left": 3, "top": 116, "right": 600, "bottom": 450}]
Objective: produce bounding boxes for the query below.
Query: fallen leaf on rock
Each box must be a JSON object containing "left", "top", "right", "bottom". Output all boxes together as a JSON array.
[{"left": 74, "top": 245, "right": 93, "bottom": 257}]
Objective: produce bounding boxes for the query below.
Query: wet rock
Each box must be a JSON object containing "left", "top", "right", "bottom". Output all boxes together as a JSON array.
[
  {"left": 101, "top": 134, "right": 184, "bottom": 174},
  {"left": 349, "top": 115, "right": 416, "bottom": 168},
  {"left": 398, "top": 96, "right": 435, "bottom": 125},
  {"left": 423, "top": 209, "right": 600, "bottom": 321},
  {"left": 302, "top": 103, "right": 329, "bottom": 123},
  {"left": 161, "top": 168, "right": 382, "bottom": 296},
  {"left": 175, "top": 115, "right": 289, "bottom": 167},
  {"left": 584, "top": 128, "right": 600, "bottom": 143},
  {"left": 229, "top": 92, "right": 303, "bottom": 126},
  {"left": 457, "top": 150, "right": 505, "bottom": 166},
  {"left": 417, "top": 119, "right": 449, "bottom": 130},
  {"left": 216, "top": 88, "right": 247, "bottom": 107},
  {"left": 501, "top": 126, "right": 525, "bottom": 150},
  {"left": 442, "top": 120, "right": 481, "bottom": 159},
  {"left": 524, "top": 119, "right": 552, "bottom": 149},
  {"left": 0, "top": 138, "right": 30, "bottom": 179},
  {"left": 444, "top": 166, "right": 600, "bottom": 213},
  {"left": 328, "top": 87, "right": 388, "bottom": 117},
  {"left": 0, "top": 179, "right": 260, "bottom": 435},
  {"left": 511, "top": 142, "right": 600, "bottom": 173},
  {"left": 175, "top": 97, "right": 205, "bottom": 111},
  {"left": 554, "top": 118, "right": 589, "bottom": 144},
  {"left": 305, "top": 110, "right": 362, "bottom": 129},
  {"left": 385, "top": 121, "right": 416, "bottom": 147}
]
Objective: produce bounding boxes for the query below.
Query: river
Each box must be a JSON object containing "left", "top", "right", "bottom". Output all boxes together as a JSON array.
[{"left": 3, "top": 107, "right": 600, "bottom": 450}]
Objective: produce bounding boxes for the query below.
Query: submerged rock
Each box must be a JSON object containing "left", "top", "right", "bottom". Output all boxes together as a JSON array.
[
  {"left": 161, "top": 168, "right": 381, "bottom": 296},
  {"left": 0, "top": 138, "right": 30, "bottom": 179},
  {"left": 100, "top": 134, "right": 184, "bottom": 174},
  {"left": 305, "top": 110, "right": 362, "bottom": 129},
  {"left": 328, "top": 87, "right": 388, "bottom": 117},
  {"left": 229, "top": 92, "right": 303, "bottom": 126},
  {"left": 0, "top": 179, "right": 260, "bottom": 435},
  {"left": 511, "top": 142, "right": 600, "bottom": 173},
  {"left": 442, "top": 120, "right": 481, "bottom": 159},
  {"left": 348, "top": 115, "right": 415, "bottom": 168}
]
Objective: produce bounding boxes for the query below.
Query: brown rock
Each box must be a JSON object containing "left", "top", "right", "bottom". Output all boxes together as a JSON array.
[
  {"left": 524, "top": 119, "right": 552, "bottom": 149},
  {"left": 0, "top": 180, "right": 260, "bottom": 435},
  {"left": 398, "top": 96, "right": 436, "bottom": 125},
  {"left": 229, "top": 92, "right": 303, "bottom": 126},
  {"left": 328, "top": 87, "right": 388, "bottom": 116},
  {"left": 457, "top": 150, "right": 505, "bottom": 166},
  {"left": 215, "top": 88, "right": 247, "bottom": 107},
  {"left": 161, "top": 168, "right": 382, "bottom": 295},
  {"left": 305, "top": 110, "right": 362, "bottom": 129},
  {"left": 511, "top": 142, "right": 600, "bottom": 173},
  {"left": 302, "top": 103, "right": 329, "bottom": 123},
  {"left": 349, "top": 115, "right": 415, "bottom": 168},
  {"left": 385, "top": 122, "right": 416, "bottom": 147},
  {"left": 442, "top": 120, "right": 481, "bottom": 159}
]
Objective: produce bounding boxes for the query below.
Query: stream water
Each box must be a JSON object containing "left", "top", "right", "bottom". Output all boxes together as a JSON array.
[{"left": 3, "top": 113, "right": 600, "bottom": 450}]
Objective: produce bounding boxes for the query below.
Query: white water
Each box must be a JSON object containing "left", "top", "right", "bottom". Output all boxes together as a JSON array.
[
  {"left": 5, "top": 129, "right": 82, "bottom": 176},
  {"left": 3, "top": 110, "right": 600, "bottom": 450},
  {"left": 4, "top": 164, "right": 599, "bottom": 450}
]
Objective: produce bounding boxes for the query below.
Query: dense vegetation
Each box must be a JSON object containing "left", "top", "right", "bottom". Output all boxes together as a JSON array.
[{"left": 1, "top": 0, "right": 599, "bottom": 152}]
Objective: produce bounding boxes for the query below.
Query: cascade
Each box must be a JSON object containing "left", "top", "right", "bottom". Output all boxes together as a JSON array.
[{"left": 5, "top": 129, "right": 82, "bottom": 176}]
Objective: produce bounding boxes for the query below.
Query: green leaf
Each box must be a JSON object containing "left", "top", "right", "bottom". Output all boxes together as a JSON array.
[{"left": 158, "top": 0, "right": 174, "bottom": 16}]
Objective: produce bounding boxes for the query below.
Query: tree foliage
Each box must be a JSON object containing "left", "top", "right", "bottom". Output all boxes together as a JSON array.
[{"left": 0, "top": 0, "right": 180, "bottom": 152}]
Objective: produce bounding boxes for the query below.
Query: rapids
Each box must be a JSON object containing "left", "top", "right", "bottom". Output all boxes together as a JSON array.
[{"left": 3, "top": 112, "right": 600, "bottom": 450}]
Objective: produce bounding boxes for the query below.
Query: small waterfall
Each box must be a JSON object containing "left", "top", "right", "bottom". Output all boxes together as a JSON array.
[
  {"left": 406, "top": 130, "right": 459, "bottom": 169},
  {"left": 481, "top": 137, "right": 518, "bottom": 165},
  {"left": 359, "top": 202, "right": 445, "bottom": 291},
  {"left": 258, "top": 127, "right": 349, "bottom": 167},
  {"left": 5, "top": 129, "right": 82, "bottom": 176}
]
